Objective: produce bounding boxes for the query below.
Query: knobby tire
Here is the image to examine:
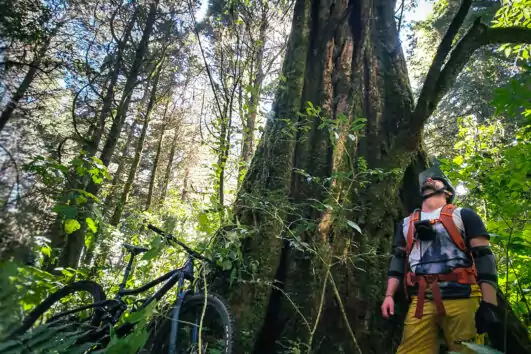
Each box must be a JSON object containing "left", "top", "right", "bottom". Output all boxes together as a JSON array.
[
  {"left": 145, "top": 293, "right": 233, "bottom": 354},
  {"left": 10, "top": 280, "right": 106, "bottom": 338}
]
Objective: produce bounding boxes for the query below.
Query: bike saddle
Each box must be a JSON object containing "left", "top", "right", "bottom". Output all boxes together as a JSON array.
[{"left": 123, "top": 243, "right": 149, "bottom": 255}]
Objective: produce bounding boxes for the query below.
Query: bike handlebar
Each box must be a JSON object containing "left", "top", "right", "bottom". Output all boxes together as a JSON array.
[{"left": 147, "top": 224, "right": 211, "bottom": 263}]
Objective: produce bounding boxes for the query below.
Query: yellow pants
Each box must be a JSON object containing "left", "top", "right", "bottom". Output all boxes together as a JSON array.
[{"left": 397, "top": 297, "right": 484, "bottom": 354}]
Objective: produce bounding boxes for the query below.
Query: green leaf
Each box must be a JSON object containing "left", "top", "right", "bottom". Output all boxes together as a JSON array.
[
  {"left": 85, "top": 217, "right": 98, "bottom": 233},
  {"left": 71, "top": 189, "right": 101, "bottom": 203},
  {"left": 453, "top": 155, "right": 464, "bottom": 165},
  {"left": 222, "top": 259, "right": 232, "bottom": 270},
  {"left": 346, "top": 220, "right": 362, "bottom": 234},
  {"left": 85, "top": 232, "right": 94, "bottom": 249},
  {"left": 64, "top": 219, "right": 81, "bottom": 234},
  {"left": 505, "top": 47, "right": 512, "bottom": 57},
  {"left": 91, "top": 174, "right": 103, "bottom": 184},
  {"left": 41, "top": 245, "right": 51, "bottom": 257},
  {"left": 52, "top": 204, "right": 77, "bottom": 218},
  {"left": 461, "top": 342, "right": 503, "bottom": 354},
  {"left": 141, "top": 236, "right": 162, "bottom": 261}
]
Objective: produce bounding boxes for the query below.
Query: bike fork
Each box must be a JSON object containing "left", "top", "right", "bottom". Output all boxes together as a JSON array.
[
  {"left": 169, "top": 299, "right": 183, "bottom": 354},
  {"left": 169, "top": 289, "right": 192, "bottom": 354}
]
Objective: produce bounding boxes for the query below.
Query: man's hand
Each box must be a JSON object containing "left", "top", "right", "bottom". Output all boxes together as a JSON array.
[
  {"left": 381, "top": 296, "right": 395, "bottom": 319},
  {"left": 475, "top": 301, "right": 501, "bottom": 334}
]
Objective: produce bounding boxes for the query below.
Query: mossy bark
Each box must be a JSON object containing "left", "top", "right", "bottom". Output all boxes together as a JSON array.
[{"left": 214, "top": 0, "right": 427, "bottom": 353}]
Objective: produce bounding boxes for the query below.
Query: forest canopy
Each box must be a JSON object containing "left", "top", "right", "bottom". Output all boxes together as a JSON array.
[{"left": 0, "top": 0, "right": 530, "bottom": 353}]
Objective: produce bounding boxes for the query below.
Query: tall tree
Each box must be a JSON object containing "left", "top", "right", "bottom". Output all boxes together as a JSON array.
[
  {"left": 159, "top": 117, "right": 182, "bottom": 206},
  {"left": 146, "top": 100, "right": 170, "bottom": 210},
  {"left": 62, "top": 0, "right": 160, "bottom": 268},
  {"left": 213, "top": 0, "right": 531, "bottom": 352},
  {"left": 84, "top": 3, "right": 139, "bottom": 157},
  {"left": 0, "top": 0, "right": 72, "bottom": 133},
  {"left": 110, "top": 57, "right": 165, "bottom": 226}
]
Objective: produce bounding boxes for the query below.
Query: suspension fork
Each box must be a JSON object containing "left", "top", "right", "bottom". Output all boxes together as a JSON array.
[{"left": 169, "top": 274, "right": 190, "bottom": 354}]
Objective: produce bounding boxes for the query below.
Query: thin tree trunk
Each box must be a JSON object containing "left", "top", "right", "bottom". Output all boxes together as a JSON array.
[
  {"left": 103, "top": 120, "right": 138, "bottom": 215},
  {"left": 217, "top": 114, "right": 227, "bottom": 207},
  {"left": 217, "top": 82, "right": 237, "bottom": 207},
  {"left": 62, "top": 1, "right": 159, "bottom": 268},
  {"left": 239, "top": 3, "right": 268, "bottom": 179},
  {"left": 146, "top": 100, "right": 170, "bottom": 210},
  {"left": 86, "top": 10, "right": 137, "bottom": 156},
  {"left": 180, "top": 166, "right": 190, "bottom": 201},
  {"left": 0, "top": 32, "right": 55, "bottom": 132},
  {"left": 82, "top": 121, "right": 137, "bottom": 266},
  {"left": 110, "top": 63, "right": 163, "bottom": 226},
  {"left": 94, "top": 1, "right": 158, "bottom": 172},
  {"left": 159, "top": 125, "right": 179, "bottom": 205},
  {"left": 45, "top": 8, "right": 139, "bottom": 270}
]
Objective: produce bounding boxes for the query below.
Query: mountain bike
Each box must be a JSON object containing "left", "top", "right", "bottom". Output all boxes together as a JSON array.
[{"left": 8, "top": 224, "right": 233, "bottom": 354}]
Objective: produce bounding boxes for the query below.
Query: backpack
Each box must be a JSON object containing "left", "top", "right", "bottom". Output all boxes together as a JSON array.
[{"left": 404, "top": 204, "right": 477, "bottom": 318}]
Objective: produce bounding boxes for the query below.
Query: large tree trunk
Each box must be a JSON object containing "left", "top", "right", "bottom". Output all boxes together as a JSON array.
[
  {"left": 216, "top": 0, "right": 531, "bottom": 352},
  {"left": 217, "top": 0, "right": 418, "bottom": 352}
]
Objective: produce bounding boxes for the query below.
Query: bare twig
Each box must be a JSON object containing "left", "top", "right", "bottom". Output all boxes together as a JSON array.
[
  {"left": 308, "top": 266, "right": 329, "bottom": 353},
  {"left": 328, "top": 271, "right": 362, "bottom": 354},
  {"left": 186, "top": 0, "right": 225, "bottom": 120},
  {"left": 198, "top": 261, "right": 208, "bottom": 354}
]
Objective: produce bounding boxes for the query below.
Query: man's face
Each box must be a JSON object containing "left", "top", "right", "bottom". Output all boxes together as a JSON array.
[{"left": 422, "top": 177, "right": 445, "bottom": 196}]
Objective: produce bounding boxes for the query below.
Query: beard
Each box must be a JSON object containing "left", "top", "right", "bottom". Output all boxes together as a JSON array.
[{"left": 421, "top": 180, "right": 442, "bottom": 195}]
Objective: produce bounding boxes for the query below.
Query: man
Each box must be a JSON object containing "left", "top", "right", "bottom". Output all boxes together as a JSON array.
[{"left": 381, "top": 167, "right": 500, "bottom": 353}]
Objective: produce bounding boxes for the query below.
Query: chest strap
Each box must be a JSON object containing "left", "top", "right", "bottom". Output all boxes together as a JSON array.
[{"left": 405, "top": 204, "right": 465, "bottom": 255}]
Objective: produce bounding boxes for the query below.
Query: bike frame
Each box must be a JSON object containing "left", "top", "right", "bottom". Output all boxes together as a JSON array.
[
  {"left": 113, "top": 251, "right": 200, "bottom": 354},
  {"left": 47, "top": 252, "right": 200, "bottom": 354},
  {"left": 43, "top": 226, "right": 208, "bottom": 354}
]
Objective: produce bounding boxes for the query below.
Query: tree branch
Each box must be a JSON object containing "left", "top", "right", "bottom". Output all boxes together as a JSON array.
[
  {"left": 186, "top": 0, "right": 225, "bottom": 120},
  {"left": 482, "top": 26, "right": 531, "bottom": 45},
  {"left": 412, "top": 0, "right": 472, "bottom": 125},
  {"left": 413, "top": 20, "right": 531, "bottom": 127}
]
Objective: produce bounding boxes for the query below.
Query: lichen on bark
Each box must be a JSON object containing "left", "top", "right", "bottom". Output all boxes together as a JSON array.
[{"left": 214, "top": 0, "right": 428, "bottom": 352}]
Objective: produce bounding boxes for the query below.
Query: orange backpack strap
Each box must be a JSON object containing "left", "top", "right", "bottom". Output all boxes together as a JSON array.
[
  {"left": 439, "top": 204, "right": 467, "bottom": 252},
  {"left": 405, "top": 210, "right": 420, "bottom": 255}
]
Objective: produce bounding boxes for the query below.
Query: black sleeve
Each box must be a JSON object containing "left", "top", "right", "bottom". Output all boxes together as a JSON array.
[
  {"left": 392, "top": 220, "right": 406, "bottom": 248},
  {"left": 460, "top": 208, "right": 489, "bottom": 240},
  {"left": 388, "top": 220, "right": 406, "bottom": 278}
]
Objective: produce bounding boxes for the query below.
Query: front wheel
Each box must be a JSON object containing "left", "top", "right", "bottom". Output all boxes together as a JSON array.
[
  {"left": 10, "top": 280, "right": 106, "bottom": 338},
  {"left": 146, "top": 293, "right": 233, "bottom": 354}
]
